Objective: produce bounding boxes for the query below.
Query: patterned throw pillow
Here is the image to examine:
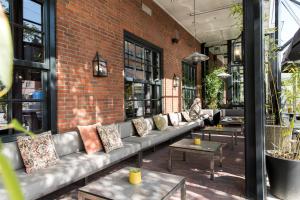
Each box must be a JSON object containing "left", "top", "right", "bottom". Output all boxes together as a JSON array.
[
  {"left": 77, "top": 123, "right": 103, "bottom": 154},
  {"left": 169, "top": 112, "right": 179, "bottom": 126},
  {"left": 182, "top": 111, "right": 192, "bottom": 122},
  {"left": 17, "top": 132, "right": 59, "bottom": 174},
  {"left": 153, "top": 114, "right": 168, "bottom": 131},
  {"left": 96, "top": 124, "right": 123, "bottom": 153},
  {"left": 132, "top": 117, "right": 148, "bottom": 137}
]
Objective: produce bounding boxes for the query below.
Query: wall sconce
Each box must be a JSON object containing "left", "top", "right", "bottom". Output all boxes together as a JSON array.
[
  {"left": 173, "top": 74, "right": 180, "bottom": 88},
  {"left": 93, "top": 52, "right": 108, "bottom": 77},
  {"left": 233, "top": 42, "right": 242, "bottom": 64},
  {"left": 171, "top": 30, "right": 180, "bottom": 44}
]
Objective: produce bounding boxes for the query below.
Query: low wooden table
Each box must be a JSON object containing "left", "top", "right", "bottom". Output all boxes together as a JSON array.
[
  {"left": 168, "top": 139, "right": 223, "bottom": 180},
  {"left": 78, "top": 167, "right": 186, "bottom": 200},
  {"left": 197, "top": 126, "right": 242, "bottom": 149}
]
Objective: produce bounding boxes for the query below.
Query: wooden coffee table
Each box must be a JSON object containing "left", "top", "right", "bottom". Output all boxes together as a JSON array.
[
  {"left": 78, "top": 167, "right": 186, "bottom": 200},
  {"left": 196, "top": 126, "right": 242, "bottom": 149},
  {"left": 168, "top": 139, "right": 223, "bottom": 180}
]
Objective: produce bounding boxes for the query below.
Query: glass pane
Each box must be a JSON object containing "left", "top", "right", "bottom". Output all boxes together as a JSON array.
[
  {"left": 0, "top": 0, "right": 9, "bottom": 14},
  {"left": 22, "top": 0, "right": 44, "bottom": 62},
  {"left": 136, "top": 45, "right": 144, "bottom": 59},
  {"left": 125, "top": 68, "right": 134, "bottom": 79},
  {"left": 135, "top": 70, "right": 144, "bottom": 80},
  {"left": 133, "top": 83, "right": 144, "bottom": 100},
  {"left": 13, "top": 102, "right": 43, "bottom": 131},
  {"left": 125, "top": 82, "right": 133, "bottom": 100},
  {"left": 145, "top": 100, "right": 151, "bottom": 115},
  {"left": 144, "top": 85, "right": 151, "bottom": 100},
  {"left": 134, "top": 101, "right": 144, "bottom": 117},
  {"left": 153, "top": 67, "right": 159, "bottom": 80},
  {"left": 0, "top": 102, "right": 8, "bottom": 125},
  {"left": 125, "top": 100, "right": 134, "bottom": 118},
  {"left": 12, "top": 68, "right": 43, "bottom": 100},
  {"left": 128, "top": 42, "right": 135, "bottom": 56}
]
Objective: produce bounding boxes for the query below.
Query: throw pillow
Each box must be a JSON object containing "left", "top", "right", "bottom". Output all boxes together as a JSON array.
[
  {"left": 169, "top": 112, "right": 179, "bottom": 126},
  {"left": 17, "top": 132, "right": 59, "bottom": 174},
  {"left": 182, "top": 111, "right": 192, "bottom": 122},
  {"left": 96, "top": 124, "right": 123, "bottom": 153},
  {"left": 153, "top": 114, "right": 168, "bottom": 131},
  {"left": 77, "top": 123, "right": 103, "bottom": 154},
  {"left": 132, "top": 117, "right": 148, "bottom": 137}
]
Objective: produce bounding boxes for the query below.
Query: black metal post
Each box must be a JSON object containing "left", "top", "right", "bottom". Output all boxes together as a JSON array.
[{"left": 243, "top": 0, "right": 266, "bottom": 199}]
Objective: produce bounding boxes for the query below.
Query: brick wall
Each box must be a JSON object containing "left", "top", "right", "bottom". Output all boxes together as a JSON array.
[{"left": 56, "top": 0, "right": 201, "bottom": 132}]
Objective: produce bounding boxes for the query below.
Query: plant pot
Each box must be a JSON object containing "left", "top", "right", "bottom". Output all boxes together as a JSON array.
[
  {"left": 266, "top": 153, "right": 300, "bottom": 200},
  {"left": 129, "top": 170, "right": 142, "bottom": 185}
]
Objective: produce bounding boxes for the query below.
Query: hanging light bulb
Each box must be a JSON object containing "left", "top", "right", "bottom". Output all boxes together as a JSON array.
[{"left": 184, "top": 0, "right": 209, "bottom": 64}]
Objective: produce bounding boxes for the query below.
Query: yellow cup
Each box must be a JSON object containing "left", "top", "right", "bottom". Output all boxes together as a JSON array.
[
  {"left": 129, "top": 170, "right": 142, "bottom": 185},
  {"left": 194, "top": 138, "right": 201, "bottom": 145}
]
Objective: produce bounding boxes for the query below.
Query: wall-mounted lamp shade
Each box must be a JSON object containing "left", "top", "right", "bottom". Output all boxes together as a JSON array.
[
  {"left": 217, "top": 72, "right": 231, "bottom": 80},
  {"left": 93, "top": 52, "right": 107, "bottom": 77},
  {"left": 233, "top": 42, "right": 242, "bottom": 63},
  {"left": 173, "top": 74, "right": 180, "bottom": 88},
  {"left": 184, "top": 52, "right": 209, "bottom": 64}
]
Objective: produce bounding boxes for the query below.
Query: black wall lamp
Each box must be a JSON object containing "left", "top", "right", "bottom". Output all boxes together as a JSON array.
[
  {"left": 173, "top": 74, "right": 180, "bottom": 88},
  {"left": 93, "top": 52, "right": 108, "bottom": 77}
]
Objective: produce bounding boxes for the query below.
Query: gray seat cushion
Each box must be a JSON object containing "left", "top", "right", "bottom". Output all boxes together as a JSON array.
[
  {"left": 0, "top": 141, "right": 140, "bottom": 200},
  {"left": 123, "top": 132, "right": 166, "bottom": 149}
]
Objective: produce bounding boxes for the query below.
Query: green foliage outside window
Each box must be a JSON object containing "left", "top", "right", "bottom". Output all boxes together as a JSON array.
[{"left": 204, "top": 67, "right": 225, "bottom": 109}]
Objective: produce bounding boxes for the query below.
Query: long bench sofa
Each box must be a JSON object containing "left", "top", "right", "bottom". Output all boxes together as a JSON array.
[{"left": 0, "top": 113, "right": 204, "bottom": 200}]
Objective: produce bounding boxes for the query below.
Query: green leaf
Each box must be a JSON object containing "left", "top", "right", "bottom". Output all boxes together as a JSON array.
[
  {"left": 0, "top": 152, "right": 24, "bottom": 200},
  {"left": 8, "top": 119, "right": 35, "bottom": 138},
  {"left": 0, "top": 6, "right": 13, "bottom": 98}
]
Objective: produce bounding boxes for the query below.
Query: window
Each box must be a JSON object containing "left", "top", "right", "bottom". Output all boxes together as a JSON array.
[
  {"left": 0, "top": 0, "right": 56, "bottom": 141},
  {"left": 182, "top": 62, "right": 196, "bottom": 110},
  {"left": 231, "top": 65, "right": 244, "bottom": 105},
  {"left": 124, "top": 32, "right": 162, "bottom": 119}
]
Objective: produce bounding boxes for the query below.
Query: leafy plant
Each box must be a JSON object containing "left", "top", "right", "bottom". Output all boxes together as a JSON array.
[
  {"left": 230, "top": 3, "right": 243, "bottom": 32},
  {"left": 0, "top": 5, "right": 34, "bottom": 200},
  {"left": 129, "top": 168, "right": 141, "bottom": 173},
  {"left": 204, "top": 67, "right": 225, "bottom": 109}
]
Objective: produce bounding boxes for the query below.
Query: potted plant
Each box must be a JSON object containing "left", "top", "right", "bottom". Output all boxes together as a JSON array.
[{"left": 266, "top": 63, "right": 300, "bottom": 200}]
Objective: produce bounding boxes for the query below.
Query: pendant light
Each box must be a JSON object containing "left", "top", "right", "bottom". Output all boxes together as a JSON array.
[
  {"left": 184, "top": 0, "right": 209, "bottom": 64},
  {"left": 217, "top": 72, "right": 231, "bottom": 80}
]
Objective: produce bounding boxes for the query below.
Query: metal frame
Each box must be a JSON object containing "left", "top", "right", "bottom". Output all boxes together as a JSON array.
[
  {"left": 243, "top": 0, "right": 266, "bottom": 199},
  {"left": 0, "top": 0, "right": 56, "bottom": 140},
  {"left": 123, "top": 31, "right": 163, "bottom": 120}
]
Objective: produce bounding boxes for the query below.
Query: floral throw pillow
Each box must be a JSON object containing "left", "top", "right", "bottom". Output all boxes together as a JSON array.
[
  {"left": 132, "top": 117, "right": 148, "bottom": 137},
  {"left": 182, "top": 111, "right": 192, "bottom": 122},
  {"left": 17, "top": 132, "right": 59, "bottom": 174},
  {"left": 96, "top": 124, "right": 123, "bottom": 153},
  {"left": 153, "top": 114, "right": 168, "bottom": 131}
]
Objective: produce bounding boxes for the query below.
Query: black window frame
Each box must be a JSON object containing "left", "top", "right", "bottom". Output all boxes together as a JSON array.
[
  {"left": 0, "top": 0, "right": 56, "bottom": 142},
  {"left": 182, "top": 62, "right": 197, "bottom": 110},
  {"left": 124, "top": 31, "right": 163, "bottom": 120}
]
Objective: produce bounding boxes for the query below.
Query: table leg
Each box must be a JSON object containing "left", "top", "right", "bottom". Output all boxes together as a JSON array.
[
  {"left": 183, "top": 152, "right": 186, "bottom": 161},
  {"left": 219, "top": 146, "right": 223, "bottom": 167},
  {"left": 209, "top": 133, "right": 211, "bottom": 141},
  {"left": 210, "top": 154, "right": 215, "bottom": 180},
  {"left": 231, "top": 133, "right": 234, "bottom": 150},
  {"left": 168, "top": 148, "right": 172, "bottom": 172},
  {"left": 181, "top": 180, "right": 186, "bottom": 200},
  {"left": 202, "top": 132, "right": 205, "bottom": 140},
  {"left": 235, "top": 132, "right": 238, "bottom": 145}
]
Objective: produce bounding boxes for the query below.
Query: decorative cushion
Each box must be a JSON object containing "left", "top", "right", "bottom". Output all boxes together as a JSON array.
[
  {"left": 77, "top": 123, "right": 103, "bottom": 154},
  {"left": 96, "top": 124, "right": 123, "bottom": 153},
  {"left": 153, "top": 114, "right": 168, "bottom": 131},
  {"left": 182, "top": 111, "right": 192, "bottom": 122},
  {"left": 132, "top": 117, "right": 149, "bottom": 137},
  {"left": 169, "top": 112, "right": 180, "bottom": 126},
  {"left": 17, "top": 132, "right": 59, "bottom": 174}
]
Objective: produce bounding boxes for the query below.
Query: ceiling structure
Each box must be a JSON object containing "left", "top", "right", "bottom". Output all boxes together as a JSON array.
[{"left": 153, "top": 0, "right": 242, "bottom": 46}]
